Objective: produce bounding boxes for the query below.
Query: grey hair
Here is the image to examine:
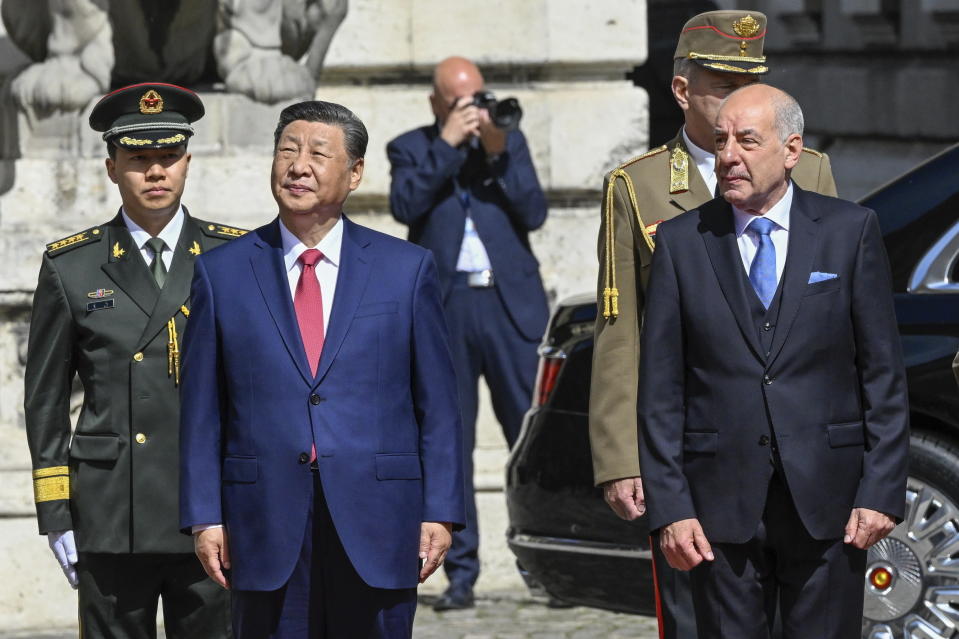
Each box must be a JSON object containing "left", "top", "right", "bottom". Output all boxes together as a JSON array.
[
  {"left": 719, "top": 86, "right": 805, "bottom": 143},
  {"left": 273, "top": 100, "right": 368, "bottom": 162},
  {"left": 772, "top": 91, "right": 804, "bottom": 143}
]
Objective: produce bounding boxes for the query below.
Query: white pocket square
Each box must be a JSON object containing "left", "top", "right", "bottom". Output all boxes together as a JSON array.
[{"left": 808, "top": 271, "right": 838, "bottom": 284}]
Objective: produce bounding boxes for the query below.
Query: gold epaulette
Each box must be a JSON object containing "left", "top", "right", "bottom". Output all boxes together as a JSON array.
[
  {"left": 801, "top": 147, "right": 824, "bottom": 158},
  {"left": 617, "top": 145, "right": 668, "bottom": 171},
  {"left": 33, "top": 466, "right": 69, "bottom": 503},
  {"left": 45, "top": 227, "right": 103, "bottom": 257},
  {"left": 201, "top": 223, "right": 248, "bottom": 240}
]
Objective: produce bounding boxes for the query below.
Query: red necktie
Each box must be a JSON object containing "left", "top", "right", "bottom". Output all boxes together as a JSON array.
[
  {"left": 294, "top": 249, "right": 325, "bottom": 375},
  {"left": 294, "top": 249, "right": 324, "bottom": 463}
]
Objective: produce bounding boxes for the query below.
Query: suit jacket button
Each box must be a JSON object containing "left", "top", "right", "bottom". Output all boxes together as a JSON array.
[
  {"left": 298, "top": 452, "right": 310, "bottom": 464},
  {"left": 763, "top": 322, "right": 772, "bottom": 331},
  {"left": 763, "top": 375, "right": 772, "bottom": 385},
  {"left": 133, "top": 352, "right": 144, "bottom": 362},
  {"left": 758, "top": 435, "right": 770, "bottom": 446},
  {"left": 310, "top": 394, "right": 321, "bottom": 405}
]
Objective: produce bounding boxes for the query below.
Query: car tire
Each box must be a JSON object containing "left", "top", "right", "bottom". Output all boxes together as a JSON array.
[{"left": 862, "top": 430, "right": 959, "bottom": 639}]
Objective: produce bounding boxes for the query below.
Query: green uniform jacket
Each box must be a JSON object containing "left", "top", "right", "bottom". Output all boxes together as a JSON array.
[
  {"left": 588, "top": 131, "right": 838, "bottom": 486},
  {"left": 25, "top": 210, "right": 245, "bottom": 553}
]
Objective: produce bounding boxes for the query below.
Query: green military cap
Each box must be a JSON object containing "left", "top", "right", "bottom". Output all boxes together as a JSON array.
[
  {"left": 89, "top": 82, "right": 204, "bottom": 150},
  {"left": 674, "top": 10, "right": 768, "bottom": 75}
]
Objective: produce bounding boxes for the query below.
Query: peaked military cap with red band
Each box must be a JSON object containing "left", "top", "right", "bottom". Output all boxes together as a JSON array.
[
  {"left": 89, "top": 82, "right": 205, "bottom": 150},
  {"left": 674, "top": 10, "right": 769, "bottom": 75}
]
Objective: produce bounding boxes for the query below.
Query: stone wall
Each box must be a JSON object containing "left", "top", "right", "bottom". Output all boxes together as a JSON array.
[{"left": 0, "top": 0, "right": 648, "bottom": 629}]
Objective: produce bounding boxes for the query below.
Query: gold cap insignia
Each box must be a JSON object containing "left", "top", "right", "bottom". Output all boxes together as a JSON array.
[
  {"left": 113, "top": 242, "right": 126, "bottom": 259},
  {"left": 188, "top": 241, "right": 202, "bottom": 256},
  {"left": 733, "top": 15, "right": 760, "bottom": 38},
  {"left": 139, "top": 89, "right": 164, "bottom": 114}
]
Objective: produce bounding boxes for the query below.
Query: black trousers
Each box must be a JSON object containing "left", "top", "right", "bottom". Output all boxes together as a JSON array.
[
  {"left": 689, "top": 472, "right": 866, "bottom": 639},
  {"left": 77, "top": 552, "right": 231, "bottom": 639},
  {"left": 231, "top": 472, "right": 417, "bottom": 639},
  {"left": 442, "top": 276, "right": 540, "bottom": 588}
]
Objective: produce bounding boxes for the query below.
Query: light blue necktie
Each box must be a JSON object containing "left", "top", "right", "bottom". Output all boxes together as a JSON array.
[{"left": 748, "top": 216, "right": 777, "bottom": 309}]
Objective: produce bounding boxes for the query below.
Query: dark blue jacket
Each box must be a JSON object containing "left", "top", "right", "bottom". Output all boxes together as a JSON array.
[
  {"left": 387, "top": 125, "right": 549, "bottom": 341},
  {"left": 639, "top": 186, "right": 909, "bottom": 542},
  {"left": 179, "top": 216, "right": 465, "bottom": 591}
]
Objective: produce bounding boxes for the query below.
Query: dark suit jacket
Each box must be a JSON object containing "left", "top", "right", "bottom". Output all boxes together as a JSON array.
[
  {"left": 638, "top": 186, "right": 909, "bottom": 543},
  {"left": 387, "top": 125, "right": 549, "bottom": 341},
  {"left": 24, "top": 210, "right": 240, "bottom": 553},
  {"left": 179, "top": 216, "right": 465, "bottom": 591}
]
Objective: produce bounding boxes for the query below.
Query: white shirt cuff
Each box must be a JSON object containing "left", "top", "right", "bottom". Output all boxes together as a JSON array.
[{"left": 191, "top": 523, "right": 223, "bottom": 534}]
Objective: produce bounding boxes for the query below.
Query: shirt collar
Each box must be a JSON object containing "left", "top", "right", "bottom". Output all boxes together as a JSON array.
[
  {"left": 121, "top": 206, "right": 185, "bottom": 250},
  {"left": 681, "top": 127, "right": 716, "bottom": 179},
  {"left": 280, "top": 216, "right": 344, "bottom": 272},
  {"left": 733, "top": 181, "right": 794, "bottom": 237}
]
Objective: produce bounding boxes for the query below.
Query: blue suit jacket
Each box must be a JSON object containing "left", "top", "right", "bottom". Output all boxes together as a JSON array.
[
  {"left": 179, "top": 216, "right": 465, "bottom": 591},
  {"left": 387, "top": 125, "right": 549, "bottom": 341},
  {"left": 639, "top": 186, "right": 909, "bottom": 542}
]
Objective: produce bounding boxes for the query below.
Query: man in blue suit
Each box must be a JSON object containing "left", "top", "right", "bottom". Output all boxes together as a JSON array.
[
  {"left": 387, "top": 56, "right": 548, "bottom": 610},
  {"left": 639, "top": 84, "right": 909, "bottom": 638},
  {"left": 179, "top": 100, "right": 465, "bottom": 638}
]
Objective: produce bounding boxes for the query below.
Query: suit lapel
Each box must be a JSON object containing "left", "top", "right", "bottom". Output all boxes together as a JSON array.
[
  {"left": 699, "top": 201, "right": 765, "bottom": 362},
  {"left": 135, "top": 210, "right": 203, "bottom": 349},
  {"left": 314, "top": 216, "right": 372, "bottom": 386},
  {"left": 667, "top": 133, "right": 715, "bottom": 214},
  {"left": 766, "top": 186, "right": 821, "bottom": 369},
  {"left": 250, "top": 220, "right": 314, "bottom": 385},
  {"left": 100, "top": 212, "right": 159, "bottom": 317}
]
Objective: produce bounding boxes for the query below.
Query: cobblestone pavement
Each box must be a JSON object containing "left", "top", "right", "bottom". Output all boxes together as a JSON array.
[{"left": 1, "top": 591, "right": 660, "bottom": 639}]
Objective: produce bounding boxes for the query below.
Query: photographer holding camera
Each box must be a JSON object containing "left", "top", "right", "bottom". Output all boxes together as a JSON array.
[{"left": 388, "top": 55, "right": 549, "bottom": 611}]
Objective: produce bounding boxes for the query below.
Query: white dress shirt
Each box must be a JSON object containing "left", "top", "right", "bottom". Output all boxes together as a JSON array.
[
  {"left": 682, "top": 127, "right": 718, "bottom": 196},
  {"left": 279, "top": 216, "right": 342, "bottom": 334},
  {"left": 455, "top": 139, "right": 493, "bottom": 273},
  {"left": 733, "top": 182, "right": 794, "bottom": 285},
  {"left": 122, "top": 206, "right": 184, "bottom": 271}
]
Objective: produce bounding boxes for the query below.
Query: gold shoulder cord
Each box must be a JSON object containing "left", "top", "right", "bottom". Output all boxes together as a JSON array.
[
  {"left": 603, "top": 170, "right": 657, "bottom": 319},
  {"left": 167, "top": 306, "right": 191, "bottom": 386}
]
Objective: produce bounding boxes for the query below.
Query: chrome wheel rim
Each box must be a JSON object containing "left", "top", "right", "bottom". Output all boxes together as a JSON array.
[{"left": 863, "top": 477, "right": 959, "bottom": 638}]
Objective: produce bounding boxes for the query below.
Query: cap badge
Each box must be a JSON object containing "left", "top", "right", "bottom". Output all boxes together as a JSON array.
[
  {"left": 139, "top": 89, "right": 164, "bottom": 114},
  {"left": 733, "top": 15, "right": 760, "bottom": 38}
]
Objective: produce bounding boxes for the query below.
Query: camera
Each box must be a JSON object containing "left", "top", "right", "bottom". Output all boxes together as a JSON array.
[{"left": 470, "top": 91, "right": 523, "bottom": 131}]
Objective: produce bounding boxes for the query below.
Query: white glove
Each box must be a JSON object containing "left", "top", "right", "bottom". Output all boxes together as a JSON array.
[{"left": 47, "top": 529, "right": 79, "bottom": 589}]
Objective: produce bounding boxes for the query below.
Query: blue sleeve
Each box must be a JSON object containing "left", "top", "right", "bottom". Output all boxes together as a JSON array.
[
  {"left": 179, "top": 257, "right": 225, "bottom": 532},
  {"left": 410, "top": 251, "right": 466, "bottom": 529}
]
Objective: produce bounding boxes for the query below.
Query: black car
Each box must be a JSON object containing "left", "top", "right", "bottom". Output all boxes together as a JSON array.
[{"left": 506, "top": 144, "right": 959, "bottom": 637}]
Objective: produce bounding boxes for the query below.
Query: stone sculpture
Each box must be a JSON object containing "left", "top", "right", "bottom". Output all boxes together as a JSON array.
[{"left": 1, "top": 0, "right": 348, "bottom": 112}]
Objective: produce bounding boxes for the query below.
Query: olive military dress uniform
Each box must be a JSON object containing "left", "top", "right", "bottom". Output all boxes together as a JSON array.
[
  {"left": 26, "top": 212, "right": 244, "bottom": 636},
  {"left": 587, "top": 10, "right": 839, "bottom": 639},
  {"left": 24, "top": 83, "right": 242, "bottom": 639}
]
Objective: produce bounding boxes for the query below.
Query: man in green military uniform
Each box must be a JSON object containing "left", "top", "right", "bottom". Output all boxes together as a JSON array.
[
  {"left": 588, "top": 11, "right": 838, "bottom": 638},
  {"left": 24, "top": 82, "right": 242, "bottom": 638}
]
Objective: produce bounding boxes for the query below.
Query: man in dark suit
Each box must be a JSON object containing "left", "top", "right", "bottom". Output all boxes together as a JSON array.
[
  {"left": 24, "top": 83, "right": 238, "bottom": 638},
  {"left": 180, "top": 100, "right": 465, "bottom": 638},
  {"left": 638, "top": 83, "right": 909, "bottom": 637},
  {"left": 386, "top": 56, "right": 548, "bottom": 610}
]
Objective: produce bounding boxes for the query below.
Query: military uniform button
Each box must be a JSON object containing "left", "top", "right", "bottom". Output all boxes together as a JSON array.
[
  {"left": 133, "top": 352, "right": 144, "bottom": 362},
  {"left": 298, "top": 452, "right": 310, "bottom": 464},
  {"left": 310, "top": 394, "right": 322, "bottom": 405},
  {"left": 763, "top": 375, "right": 772, "bottom": 385},
  {"left": 758, "top": 435, "right": 770, "bottom": 446},
  {"left": 135, "top": 433, "right": 147, "bottom": 444},
  {"left": 763, "top": 322, "right": 772, "bottom": 331}
]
